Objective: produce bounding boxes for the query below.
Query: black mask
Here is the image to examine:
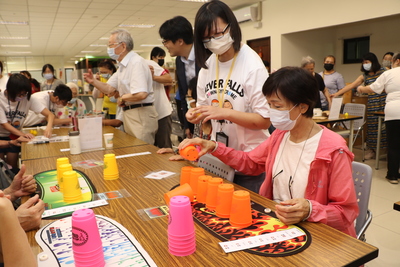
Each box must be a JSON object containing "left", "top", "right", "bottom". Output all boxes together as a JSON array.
[
  {"left": 158, "top": 59, "right": 164, "bottom": 67},
  {"left": 324, "top": 63, "right": 334, "bottom": 71}
]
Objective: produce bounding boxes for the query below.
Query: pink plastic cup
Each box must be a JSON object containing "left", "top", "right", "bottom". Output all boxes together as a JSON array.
[
  {"left": 168, "top": 231, "right": 195, "bottom": 241},
  {"left": 169, "top": 241, "right": 196, "bottom": 251},
  {"left": 168, "top": 196, "right": 195, "bottom": 238},
  {"left": 72, "top": 209, "right": 105, "bottom": 267},
  {"left": 168, "top": 237, "right": 196, "bottom": 247},
  {"left": 169, "top": 246, "right": 196, "bottom": 257}
]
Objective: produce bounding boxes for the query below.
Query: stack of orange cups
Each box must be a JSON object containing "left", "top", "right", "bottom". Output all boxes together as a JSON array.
[
  {"left": 103, "top": 154, "right": 119, "bottom": 180},
  {"left": 180, "top": 166, "right": 193, "bottom": 186},
  {"left": 229, "top": 190, "right": 253, "bottom": 228},
  {"left": 63, "top": 170, "right": 82, "bottom": 203},
  {"left": 196, "top": 175, "right": 212, "bottom": 204},
  {"left": 56, "top": 157, "right": 70, "bottom": 192},
  {"left": 205, "top": 177, "right": 223, "bottom": 211},
  {"left": 58, "top": 163, "right": 72, "bottom": 192},
  {"left": 215, "top": 184, "right": 234, "bottom": 218},
  {"left": 164, "top": 183, "right": 194, "bottom": 205},
  {"left": 189, "top": 168, "right": 204, "bottom": 196}
]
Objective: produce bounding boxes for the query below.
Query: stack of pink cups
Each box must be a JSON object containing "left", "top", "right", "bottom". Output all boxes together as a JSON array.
[
  {"left": 168, "top": 195, "right": 196, "bottom": 256},
  {"left": 72, "top": 209, "right": 105, "bottom": 267}
]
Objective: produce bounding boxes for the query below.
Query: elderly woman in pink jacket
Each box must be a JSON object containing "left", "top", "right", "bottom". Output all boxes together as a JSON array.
[{"left": 179, "top": 67, "right": 359, "bottom": 237}]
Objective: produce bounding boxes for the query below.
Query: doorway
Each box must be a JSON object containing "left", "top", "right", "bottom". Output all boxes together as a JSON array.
[{"left": 247, "top": 37, "right": 271, "bottom": 73}]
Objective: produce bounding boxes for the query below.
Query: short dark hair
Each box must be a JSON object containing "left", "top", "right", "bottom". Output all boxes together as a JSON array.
[
  {"left": 262, "top": 67, "right": 318, "bottom": 118},
  {"left": 159, "top": 16, "right": 193, "bottom": 44},
  {"left": 194, "top": 0, "right": 242, "bottom": 69},
  {"left": 53, "top": 84, "right": 72, "bottom": 102},
  {"left": 20, "top": 70, "right": 32, "bottom": 79},
  {"left": 6, "top": 74, "right": 32, "bottom": 101},
  {"left": 188, "top": 76, "right": 198, "bottom": 101},
  {"left": 98, "top": 59, "right": 117, "bottom": 73},
  {"left": 361, "top": 52, "right": 381, "bottom": 74},
  {"left": 383, "top": 52, "right": 394, "bottom": 58},
  {"left": 0, "top": 61, "right": 3, "bottom": 73},
  {"left": 42, "top": 64, "right": 57, "bottom": 78},
  {"left": 150, "top": 47, "right": 166, "bottom": 60}
]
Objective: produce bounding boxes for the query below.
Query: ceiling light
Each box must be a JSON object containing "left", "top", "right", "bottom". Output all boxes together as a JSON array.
[
  {"left": 81, "top": 51, "right": 100, "bottom": 53},
  {"left": 178, "top": 0, "right": 209, "bottom": 2},
  {"left": 119, "top": 24, "right": 155, "bottom": 28},
  {"left": 140, "top": 44, "right": 162, "bottom": 47},
  {"left": 90, "top": 44, "right": 107, "bottom": 47},
  {"left": 99, "top": 37, "right": 108, "bottom": 40},
  {"left": 0, "top": 36, "right": 29, "bottom": 40},
  {"left": 7, "top": 51, "right": 32, "bottom": 54},
  {"left": 0, "top": 21, "right": 29, "bottom": 25},
  {"left": 1, "top": 45, "right": 30, "bottom": 48}
]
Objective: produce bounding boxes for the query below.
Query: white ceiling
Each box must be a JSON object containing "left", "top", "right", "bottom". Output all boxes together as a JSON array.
[{"left": 0, "top": 0, "right": 259, "bottom": 63}]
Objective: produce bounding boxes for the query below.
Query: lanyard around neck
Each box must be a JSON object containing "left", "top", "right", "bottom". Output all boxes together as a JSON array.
[
  {"left": 8, "top": 99, "right": 21, "bottom": 124},
  {"left": 215, "top": 53, "right": 238, "bottom": 108}
]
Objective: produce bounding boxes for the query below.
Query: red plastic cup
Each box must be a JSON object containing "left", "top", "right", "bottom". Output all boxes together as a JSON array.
[
  {"left": 72, "top": 209, "right": 105, "bottom": 267},
  {"left": 168, "top": 196, "right": 195, "bottom": 237},
  {"left": 164, "top": 183, "right": 194, "bottom": 205},
  {"left": 189, "top": 168, "right": 205, "bottom": 196},
  {"left": 215, "top": 184, "right": 234, "bottom": 218},
  {"left": 229, "top": 190, "right": 253, "bottom": 228},
  {"left": 205, "top": 178, "right": 223, "bottom": 210},
  {"left": 180, "top": 166, "right": 194, "bottom": 185},
  {"left": 196, "top": 175, "right": 212, "bottom": 204}
]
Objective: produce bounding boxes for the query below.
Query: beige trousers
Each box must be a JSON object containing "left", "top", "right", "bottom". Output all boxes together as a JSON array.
[{"left": 123, "top": 105, "right": 158, "bottom": 145}]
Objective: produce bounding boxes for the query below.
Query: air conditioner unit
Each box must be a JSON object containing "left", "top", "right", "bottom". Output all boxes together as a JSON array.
[{"left": 233, "top": 3, "right": 260, "bottom": 23}]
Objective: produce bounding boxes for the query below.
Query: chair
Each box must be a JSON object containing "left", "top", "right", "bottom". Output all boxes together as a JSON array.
[
  {"left": 88, "top": 96, "right": 96, "bottom": 112},
  {"left": 335, "top": 103, "right": 366, "bottom": 161},
  {"left": 198, "top": 153, "right": 235, "bottom": 182},
  {"left": 352, "top": 161, "right": 373, "bottom": 241}
]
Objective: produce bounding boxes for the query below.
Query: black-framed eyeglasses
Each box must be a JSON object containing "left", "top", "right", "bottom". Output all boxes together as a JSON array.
[
  {"left": 162, "top": 39, "right": 169, "bottom": 45},
  {"left": 202, "top": 24, "right": 230, "bottom": 43}
]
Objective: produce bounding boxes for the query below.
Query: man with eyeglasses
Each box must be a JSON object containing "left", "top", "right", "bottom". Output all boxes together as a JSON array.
[
  {"left": 24, "top": 84, "right": 72, "bottom": 127},
  {"left": 83, "top": 29, "right": 158, "bottom": 145},
  {"left": 159, "top": 16, "right": 200, "bottom": 139}
]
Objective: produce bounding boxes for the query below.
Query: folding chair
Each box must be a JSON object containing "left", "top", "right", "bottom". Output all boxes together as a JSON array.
[
  {"left": 352, "top": 161, "right": 373, "bottom": 241},
  {"left": 198, "top": 154, "right": 235, "bottom": 182}
]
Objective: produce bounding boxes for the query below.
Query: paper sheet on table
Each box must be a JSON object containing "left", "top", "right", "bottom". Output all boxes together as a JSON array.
[
  {"left": 78, "top": 116, "right": 102, "bottom": 150},
  {"left": 328, "top": 97, "right": 343, "bottom": 119}
]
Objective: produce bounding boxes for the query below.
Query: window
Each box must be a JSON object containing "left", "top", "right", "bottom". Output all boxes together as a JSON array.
[{"left": 343, "top": 36, "right": 370, "bottom": 64}]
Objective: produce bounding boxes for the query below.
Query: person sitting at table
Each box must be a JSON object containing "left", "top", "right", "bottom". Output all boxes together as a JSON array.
[
  {"left": 56, "top": 82, "right": 87, "bottom": 121},
  {"left": 179, "top": 67, "right": 359, "bottom": 237},
  {"left": 0, "top": 190, "right": 37, "bottom": 267}
]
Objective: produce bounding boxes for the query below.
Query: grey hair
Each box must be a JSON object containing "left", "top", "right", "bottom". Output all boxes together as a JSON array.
[
  {"left": 393, "top": 52, "right": 400, "bottom": 61},
  {"left": 301, "top": 56, "right": 315, "bottom": 68},
  {"left": 66, "top": 82, "right": 79, "bottom": 91},
  {"left": 111, "top": 29, "right": 134, "bottom": 51}
]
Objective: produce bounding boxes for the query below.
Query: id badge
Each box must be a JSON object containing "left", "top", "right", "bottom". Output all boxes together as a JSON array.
[{"left": 216, "top": 132, "right": 229, "bottom": 147}]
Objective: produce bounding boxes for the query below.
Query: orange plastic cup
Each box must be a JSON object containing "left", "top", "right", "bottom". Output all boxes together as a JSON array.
[
  {"left": 164, "top": 183, "right": 194, "bottom": 205},
  {"left": 179, "top": 145, "right": 199, "bottom": 161},
  {"left": 205, "top": 178, "right": 223, "bottom": 210},
  {"left": 215, "top": 184, "right": 234, "bottom": 218},
  {"left": 180, "top": 166, "right": 194, "bottom": 186},
  {"left": 189, "top": 167, "right": 204, "bottom": 195},
  {"left": 229, "top": 190, "right": 253, "bottom": 228},
  {"left": 196, "top": 175, "right": 212, "bottom": 204}
]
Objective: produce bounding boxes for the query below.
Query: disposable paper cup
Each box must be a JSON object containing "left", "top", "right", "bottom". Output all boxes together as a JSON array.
[
  {"left": 189, "top": 168, "right": 205, "bottom": 195},
  {"left": 164, "top": 183, "right": 194, "bottom": 205},
  {"left": 103, "top": 133, "right": 114, "bottom": 148},
  {"left": 205, "top": 178, "right": 223, "bottom": 210},
  {"left": 229, "top": 190, "right": 253, "bottom": 228},
  {"left": 215, "top": 184, "right": 234, "bottom": 218},
  {"left": 179, "top": 145, "right": 198, "bottom": 161},
  {"left": 72, "top": 209, "right": 105, "bottom": 266},
  {"left": 180, "top": 166, "right": 194, "bottom": 186},
  {"left": 63, "top": 170, "right": 82, "bottom": 203},
  {"left": 196, "top": 175, "right": 212, "bottom": 204},
  {"left": 103, "top": 154, "right": 119, "bottom": 180},
  {"left": 168, "top": 196, "right": 195, "bottom": 237},
  {"left": 56, "top": 158, "right": 70, "bottom": 191}
]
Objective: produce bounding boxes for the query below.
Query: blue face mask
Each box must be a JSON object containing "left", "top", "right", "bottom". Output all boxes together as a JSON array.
[
  {"left": 43, "top": 73, "right": 53, "bottom": 80},
  {"left": 15, "top": 96, "right": 26, "bottom": 102},
  {"left": 109, "top": 96, "right": 118, "bottom": 103},
  {"left": 69, "top": 98, "right": 77, "bottom": 104},
  {"left": 101, "top": 73, "right": 111, "bottom": 79},
  {"left": 107, "top": 44, "right": 121, "bottom": 61}
]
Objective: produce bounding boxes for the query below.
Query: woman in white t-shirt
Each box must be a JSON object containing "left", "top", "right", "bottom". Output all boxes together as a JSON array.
[
  {"left": 186, "top": 0, "right": 270, "bottom": 193},
  {"left": 0, "top": 74, "right": 54, "bottom": 170}
]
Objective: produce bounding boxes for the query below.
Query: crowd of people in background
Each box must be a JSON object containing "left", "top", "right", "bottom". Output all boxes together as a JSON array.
[{"left": 1, "top": 0, "right": 399, "bottom": 264}]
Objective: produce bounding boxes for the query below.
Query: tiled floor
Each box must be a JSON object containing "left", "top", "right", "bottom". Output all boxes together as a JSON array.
[{"left": 353, "top": 149, "right": 400, "bottom": 267}]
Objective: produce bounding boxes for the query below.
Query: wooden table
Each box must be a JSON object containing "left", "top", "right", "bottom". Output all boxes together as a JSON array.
[
  {"left": 373, "top": 112, "right": 385, "bottom": 170},
  {"left": 394, "top": 201, "right": 400, "bottom": 212},
  {"left": 24, "top": 145, "right": 378, "bottom": 267},
  {"left": 21, "top": 126, "right": 147, "bottom": 161},
  {"left": 313, "top": 114, "right": 362, "bottom": 152}
]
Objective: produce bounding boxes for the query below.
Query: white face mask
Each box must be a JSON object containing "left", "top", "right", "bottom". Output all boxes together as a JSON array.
[
  {"left": 107, "top": 43, "right": 121, "bottom": 61},
  {"left": 382, "top": 60, "right": 391, "bottom": 69},
  {"left": 101, "top": 73, "right": 111, "bottom": 79},
  {"left": 44, "top": 73, "right": 53, "bottom": 80},
  {"left": 363, "top": 63, "right": 372, "bottom": 71},
  {"left": 204, "top": 32, "right": 234, "bottom": 55},
  {"left": 269, "top": 104, "right": 301, "bottom": 131},
  {"left": 109, "top": 96, "right": 117, "bottom": 103}
]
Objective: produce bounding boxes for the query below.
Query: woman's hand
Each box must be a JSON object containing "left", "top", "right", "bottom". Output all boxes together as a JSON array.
[
  {"left": 23, "top": 133, "right": 35, "bottom": 139},
  {"left": 330, "top": 92, "right": 339, "bottom": 98},
  {"left": 43, "top": 127, "right": 52, "bottom": 138},
  {"left": 275, "top": 198, "right": 311, "bottom": 225},
  {"left": 178, "top": 137, "right": 216, "bottom": 157}
]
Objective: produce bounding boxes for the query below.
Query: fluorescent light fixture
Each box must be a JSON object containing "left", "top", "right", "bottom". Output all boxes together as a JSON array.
[
  {"left": 0, "top": 36, "right": 29, "bottom": 40},
  {"left": 119, "top": 24, "right": 155, "bottom": 28},
  {"left": 140, "top": 44, "right": 162, "bottom": 47},
  {"left": 178, "top": 0, "right": 208, "bottom": 2},
  {"left": 1, "top": 45, "right": 30, "bottom": 48},
  {"left": 0, "top": 21, "right": 29, "bottom": 25},
  {"left": 75, "top": 55, "right": 85, "bottom": 57},
  {"left": 99, "top": 37, "right": 109, "bottom": 40},
  {"left": 90, "top": 44, "right": 107, "bottom": 47},
  {"left": 81, "top": 51, "right": 100, "bottom": 53},
  {"left": 7, "top": 51, "right": 32, "bottom": 54}
]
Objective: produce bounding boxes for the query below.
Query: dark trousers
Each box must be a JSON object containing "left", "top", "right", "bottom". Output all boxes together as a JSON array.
[
  {"left": 154, "top": 115, "right": 172, "bottom": 149},
  {"left": 233, "top": 172, "right": 266, "bottom": 194},
  {"left": 385, "top": 120, "right": 400, "bottom": 178}
]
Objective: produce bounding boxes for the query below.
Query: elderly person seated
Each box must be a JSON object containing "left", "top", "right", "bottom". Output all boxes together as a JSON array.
[
  {"left": 56, "top": 82, "right": 87, "bottom": 120},
  {"left": 179, "top": 67, "right": 359, "bottom": 237}
]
